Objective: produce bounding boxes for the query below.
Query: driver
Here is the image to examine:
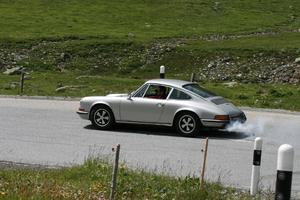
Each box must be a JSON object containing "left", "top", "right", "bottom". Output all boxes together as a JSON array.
[{"left": 152, "top": 86, "right": 167, "bottom": 99}]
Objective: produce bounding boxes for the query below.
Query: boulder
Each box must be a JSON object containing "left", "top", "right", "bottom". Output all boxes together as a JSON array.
[
  {"left": 3, "top": 66, "right": 23, "bottom": 75},
  {"left": 55, "top": 85, "right": 86, "bottom": 92},
  {"left": 222, "top": 81, "right": 237, "bottom": 87},
  {"left": 4, "top": 82, "right": 19, "bottom": 90},
  {"left": 292, "top": 67, "right": 300, "bottom": 79}
]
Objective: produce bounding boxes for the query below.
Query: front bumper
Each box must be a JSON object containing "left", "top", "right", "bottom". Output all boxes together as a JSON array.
[{"left": 76, "top": 110, "right": 89, "bottom": 120}]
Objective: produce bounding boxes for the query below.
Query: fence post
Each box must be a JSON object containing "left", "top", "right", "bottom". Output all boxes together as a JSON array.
[
  {"left": 200, "top": 137, "right": 209, "bottom": 190},
  {"left": 275, "top": 144, "right": 294, "bottom": 200},
  {"left": 109, "top": 144, "right": 121, "bottom": 200},
  {"left": 19, "top": 72, "right": 25, "bottom": 96},
  {"left": 250, "top": 137, "right": 263, "bottom": 195},
  {"left": 160, "top": 65, "right": 165, "bottom": 79}
]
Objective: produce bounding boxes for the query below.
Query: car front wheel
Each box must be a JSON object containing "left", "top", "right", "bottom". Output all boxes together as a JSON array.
[
  {"left": 175, "top": 112, "right": 200, "bottom": 137},
  {"left": 90, "top": 106, "right": 115, "bottom": 130}
]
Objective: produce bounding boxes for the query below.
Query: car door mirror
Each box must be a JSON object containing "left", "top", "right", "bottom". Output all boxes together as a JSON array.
[{"left": 127, "top": 93, "right": 133, "bottom": 100}]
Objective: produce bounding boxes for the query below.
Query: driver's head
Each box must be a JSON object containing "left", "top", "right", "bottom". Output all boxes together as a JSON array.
[{"left": 157, "top": 86, "right": 166, "bottom": 96}]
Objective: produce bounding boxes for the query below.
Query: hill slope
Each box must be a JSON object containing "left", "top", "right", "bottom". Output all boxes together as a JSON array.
[{"left": 0, "top": 0, "right": 300, "bottom": 110}]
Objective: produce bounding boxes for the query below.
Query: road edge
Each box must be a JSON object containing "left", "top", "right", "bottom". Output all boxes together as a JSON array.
[{"left": 1, "top": 95, "right": 300, "bottom": 115}]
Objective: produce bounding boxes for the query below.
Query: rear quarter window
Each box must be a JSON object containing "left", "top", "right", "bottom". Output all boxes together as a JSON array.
[{"left": 169, "top": 89, "right": 191, "bottom": 100}]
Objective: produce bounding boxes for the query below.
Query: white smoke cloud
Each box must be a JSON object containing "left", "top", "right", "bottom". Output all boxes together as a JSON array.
[{"left": 225, "top": 117, "right": 271, "bottom": 137}]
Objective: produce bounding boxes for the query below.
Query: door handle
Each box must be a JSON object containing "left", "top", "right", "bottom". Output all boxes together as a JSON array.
[{"left": 157, "top": 103, "right": 165, "bottom": 108}]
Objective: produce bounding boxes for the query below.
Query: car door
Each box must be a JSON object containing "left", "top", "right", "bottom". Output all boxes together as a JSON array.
[
  {"left": 159, "top": 88, "right": 192, "bottom": 124},
  {"left": 120, "top": 84, "right": 169, "bottom": 124}
]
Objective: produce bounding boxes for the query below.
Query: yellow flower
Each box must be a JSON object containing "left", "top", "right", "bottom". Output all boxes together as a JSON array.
[{"left": 0, "top": 191, "right": 6, "bottom": 196}]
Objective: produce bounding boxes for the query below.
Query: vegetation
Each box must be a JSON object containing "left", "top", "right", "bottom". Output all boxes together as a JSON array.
[
  {"left": 0, "top": 0, "right": 299, "bottom": 40},
  {"left": 0, "top": 159, "right": 273, "bottom": 200},
  {"left": 0, "top": 1, "right": 299, "bottom": 113},
  {"left": 1, "top": 72, "right": 300, "bottom": 111}
]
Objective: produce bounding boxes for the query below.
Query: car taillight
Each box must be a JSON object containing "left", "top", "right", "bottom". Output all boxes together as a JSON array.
[
  {"left": 79, "top": 107, "right": 85, "bottom": 112},
  {"left": 214, "top": 115, "right": 229, "bottom": 121}
]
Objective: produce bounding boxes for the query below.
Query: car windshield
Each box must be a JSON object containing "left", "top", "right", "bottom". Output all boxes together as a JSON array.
[{"left": 183, "top": 84, "right": 216, "bottom": 98}]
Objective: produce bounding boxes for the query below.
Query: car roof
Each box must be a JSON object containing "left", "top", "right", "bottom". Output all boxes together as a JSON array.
[{"left": 145, "top": 79, "right": 193, "bottom": 88}]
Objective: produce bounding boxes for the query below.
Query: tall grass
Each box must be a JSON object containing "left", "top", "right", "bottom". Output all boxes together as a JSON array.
[{"left": 0, "top": 159, "right": 274, "bottom": 199}]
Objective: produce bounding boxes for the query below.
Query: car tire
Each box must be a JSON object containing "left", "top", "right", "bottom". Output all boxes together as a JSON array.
[
  {"left": 175, "top": 112, "right": 200, "bottom": 137},
  {"left": 90, "top": 105, "right": 115, "bottom": 130}
]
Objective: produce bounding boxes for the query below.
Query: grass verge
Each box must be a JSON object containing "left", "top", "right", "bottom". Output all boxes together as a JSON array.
[
  {"left": 1, "top": 72, "right": 300, "bottom": 111},
  {"left": 0, "top": 159, "right": 273, "bottom": 200}
]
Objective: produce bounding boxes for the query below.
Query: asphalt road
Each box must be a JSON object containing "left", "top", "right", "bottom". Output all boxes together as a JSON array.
[{"left": 1, "top": 97, "right": 300, "bottom": 197}]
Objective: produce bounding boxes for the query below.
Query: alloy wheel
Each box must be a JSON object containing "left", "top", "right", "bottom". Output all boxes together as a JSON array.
[
  {"left": 178, "top": 115, "right": 196, "bottom": 134},
  {"left": 94, "top": 109, "right": 111, "bottom": 127}
]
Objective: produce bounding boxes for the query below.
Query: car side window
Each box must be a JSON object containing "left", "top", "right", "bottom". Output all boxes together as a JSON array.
[
  {"left": 169, "top": 89, "right": 191, "bottom": 100},
  {"left": 144, "top": 85, "right": 170, "bottom": 99},
  {"left": 133, "top": 84, "right": 148, "bottom": 97}
]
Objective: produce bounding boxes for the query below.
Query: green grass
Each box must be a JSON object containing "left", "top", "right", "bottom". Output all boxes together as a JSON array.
[
  {"left": 0, "top": 72, "right": 144, "bottom": 97},
  {"left": 0, "top": 0, "right": 299, "bottom": 111},
  {"left": 0, "top": 0, "right": 299, "bottom": 40},
  {"left": 0, "top": 159, "right": 273, "bottom": 199},
  {"left": 204, "top": 82, "right": 300, "bottom": 111}
]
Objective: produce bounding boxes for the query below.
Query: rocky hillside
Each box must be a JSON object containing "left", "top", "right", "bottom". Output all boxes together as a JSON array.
[{"left": 1, "top": 36, "right": 300, "bottom": 84}]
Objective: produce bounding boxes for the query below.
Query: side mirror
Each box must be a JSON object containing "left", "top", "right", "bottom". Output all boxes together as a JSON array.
[{"left": 127, "top": 93, "right": 132, "bottom": 100}]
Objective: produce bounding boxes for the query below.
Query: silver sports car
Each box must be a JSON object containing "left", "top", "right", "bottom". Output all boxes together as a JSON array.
[{"left": 77, "top": 79, "right": 246, "bottom": 136}]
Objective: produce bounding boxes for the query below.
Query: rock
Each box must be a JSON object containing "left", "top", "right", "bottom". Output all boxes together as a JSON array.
[
  {"left": 222, "top": 81, "right": 237, "bottom": 87},
  {"left": 55, "top": 85, "right": 86, "bottom": 92},
  {"left": 128, "top": 32, "right": 135, "bottom": 38},
  {"left": 56, "top": 63, "right": 66, "bottom": 72},
  {"left": 292, "top": 67, "right": 300, "bottom": 79},
  {"left": 24, "top": 75, "right": 32, "bottom": 80},
  {"left": 222, "top": 57, "right": 231, "bottom": 63},
  {"left": 60, "top": 53, "right": 71, "bottom": 61},
  {"left": 3, "top": 66, "right": 23, "bottom": 75},
  {"left": 4, "top": 82, "right": 19, "bottom": 90},
  {"left": 213, "top": 2, "right": 221, "bottom": 11},
  {"left": 56, "top": 86, "right": 67, "bottom": 92},
  {"left": 295, "top": 57, "right": 300, "bottom": 63},
  {"left": 207, "top": 62, "right": 215, "bottom": 68},
  {"left": 76, "top": 75, "right": 102, "bottom": 79}
]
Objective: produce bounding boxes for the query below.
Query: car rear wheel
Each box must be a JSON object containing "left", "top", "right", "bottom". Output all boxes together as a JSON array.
[
  {"left": 90, "top": 106, "right": 115, "bottom": 130},
  {"left": 175, "top": 112, "right": 200, "bottom": 137}
]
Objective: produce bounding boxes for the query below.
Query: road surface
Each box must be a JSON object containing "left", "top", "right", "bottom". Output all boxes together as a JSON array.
[{"left": 0, "top": 97, "right": 300, "bottom": 197}]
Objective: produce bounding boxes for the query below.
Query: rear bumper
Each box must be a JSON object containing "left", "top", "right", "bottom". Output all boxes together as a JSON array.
[
  {"left": 230, "top": 112, "right": 247, "bottom": 123},
  {"left": 201, "top": 119, "right": 229, "bottom": 128},
  {"left": 201, "top": 113, "right": 247, "bottom": 128},
  {"left": 76, "top": 110, "right": 89, "bottom": 120}
]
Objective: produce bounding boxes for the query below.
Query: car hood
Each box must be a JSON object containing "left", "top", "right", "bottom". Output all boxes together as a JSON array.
[
  {"left": 81, "top": 94, "right": 128, "bottom": 102},
  {"left": 106, "top": 93, "right": 128, "bottom": 97}
]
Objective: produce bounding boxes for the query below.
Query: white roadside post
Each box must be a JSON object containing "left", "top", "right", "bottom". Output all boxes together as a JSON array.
[
  {"left": 250, "top": 137, "right": 263, "bottom": 195},
  {"left": 160, "top": 65, "right": 165, "bottom": 79},
  {"left": 275, "top": 144, "right": 294, "bottom": 200}
]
